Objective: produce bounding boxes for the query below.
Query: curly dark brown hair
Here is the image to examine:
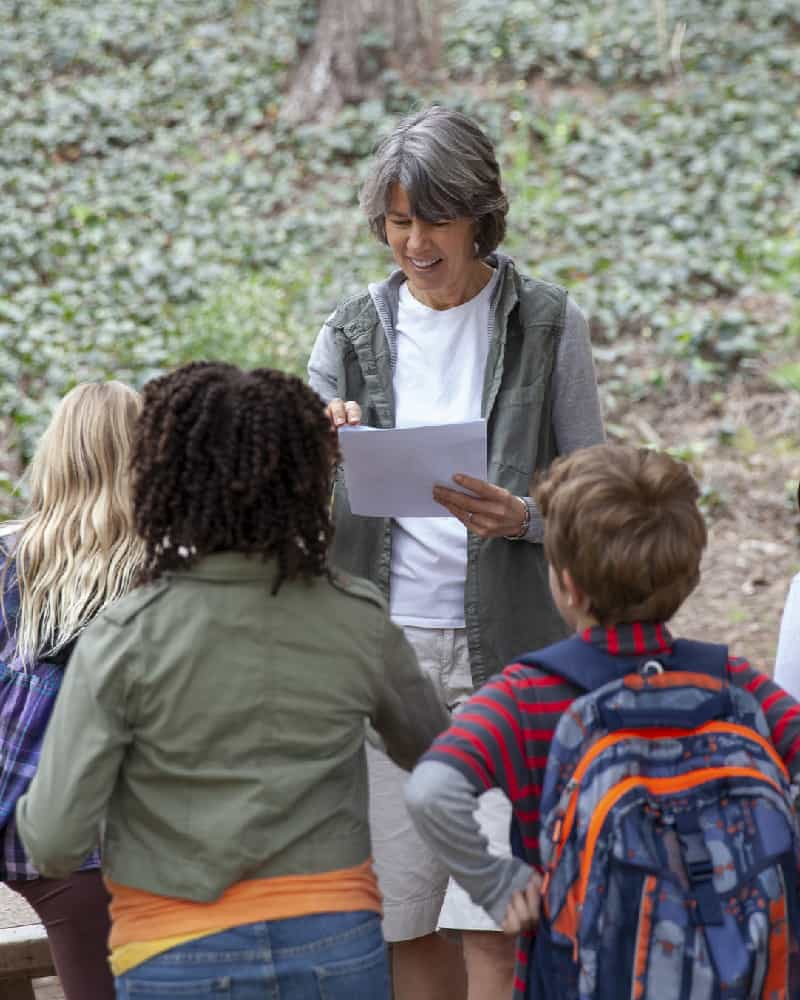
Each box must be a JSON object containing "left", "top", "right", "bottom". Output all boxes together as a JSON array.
[{"left": 131, "top": 362, "right": 338, "bottom": 592}]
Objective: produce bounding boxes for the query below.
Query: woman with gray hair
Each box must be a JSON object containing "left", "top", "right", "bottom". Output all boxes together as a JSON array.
[{"left": 308, "top": 105, "right": 604, "bottom": 1000}]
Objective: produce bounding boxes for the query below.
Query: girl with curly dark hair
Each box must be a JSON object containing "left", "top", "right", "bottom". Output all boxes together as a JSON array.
[
  {"left": 131, "top": 361, "right": 335, "bottom": 589},
  {"left": 18, "top": 362, "right": 448, "bottom": 1000}
]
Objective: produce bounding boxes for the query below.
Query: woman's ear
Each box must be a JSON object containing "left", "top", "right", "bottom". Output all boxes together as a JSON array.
[{"left": 472, "top": 218, "right": 483, "bottom": 257}]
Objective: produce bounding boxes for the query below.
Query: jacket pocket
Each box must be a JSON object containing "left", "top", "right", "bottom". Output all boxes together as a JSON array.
[{"left": 490, "top": 377, "right": 546, "bottom": 480}]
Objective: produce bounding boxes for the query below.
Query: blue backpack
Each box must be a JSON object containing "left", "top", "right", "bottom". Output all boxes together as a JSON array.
[{"left": 516, "top": 637, "right": 800, "bottom": 999}]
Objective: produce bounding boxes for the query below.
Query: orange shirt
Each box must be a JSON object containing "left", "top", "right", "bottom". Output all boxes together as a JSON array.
[{"left": 107, "top": 860, "right": 381, "bottom": 976}]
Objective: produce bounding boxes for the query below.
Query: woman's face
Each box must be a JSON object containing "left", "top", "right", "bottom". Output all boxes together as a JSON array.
[{"left": 384, "top": 184, "right": 480, "bottom": 309}]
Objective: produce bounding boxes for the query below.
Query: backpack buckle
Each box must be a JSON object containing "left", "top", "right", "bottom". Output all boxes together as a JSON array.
[
  {"left": 675, "top": 813, "right": 724, "bottom": 925},
  {"left": 678, "top": 830, "right": 714, "bottom": 883},
  {"left": 640, "top": 659, "right": 664, "bottom": 676}
]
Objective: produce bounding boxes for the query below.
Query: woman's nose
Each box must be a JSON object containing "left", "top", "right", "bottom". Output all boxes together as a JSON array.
[{"left": 406, "top": 221, "right": 430, "bottom": 252}]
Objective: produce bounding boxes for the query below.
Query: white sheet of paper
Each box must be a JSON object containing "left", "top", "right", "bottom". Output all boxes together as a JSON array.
[{"left": 338, "top": 420, "right": 487, "bottom": 518}]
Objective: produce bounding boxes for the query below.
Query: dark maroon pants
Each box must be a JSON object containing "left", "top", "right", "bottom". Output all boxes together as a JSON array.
[{"left": 7, "top": 870, "right": 115, "bottom": 999}]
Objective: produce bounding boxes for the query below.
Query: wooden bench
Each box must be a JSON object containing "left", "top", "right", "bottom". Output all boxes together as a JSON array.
[{"left": 0, "top": 924, "right": 55, "bottom": 999}]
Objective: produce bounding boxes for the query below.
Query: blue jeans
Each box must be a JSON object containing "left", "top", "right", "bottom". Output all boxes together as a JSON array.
[{"left": 114, "top": 911, "right": 389, "bottom": 999}]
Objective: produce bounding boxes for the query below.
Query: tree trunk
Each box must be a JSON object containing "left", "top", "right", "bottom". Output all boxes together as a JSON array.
[{"left": 281, "top": 0, "right": 435, "bottom": 125}]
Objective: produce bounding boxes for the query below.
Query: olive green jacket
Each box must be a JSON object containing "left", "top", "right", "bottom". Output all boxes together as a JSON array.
[
  {"left": 309, "top": 254, "right": 574, "bottom": 687},
  {"left": 17, "top": 554, "right": 449, "bottom": 901}
]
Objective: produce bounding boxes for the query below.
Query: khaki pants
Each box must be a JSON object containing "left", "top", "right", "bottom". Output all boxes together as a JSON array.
[{"left": 367, "top": 626, "right": 512, "bottom": 942}]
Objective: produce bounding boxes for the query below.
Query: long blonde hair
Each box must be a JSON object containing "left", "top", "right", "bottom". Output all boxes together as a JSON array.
[{"left": 8, "top": 381, "right": 144, "bottom": 663}]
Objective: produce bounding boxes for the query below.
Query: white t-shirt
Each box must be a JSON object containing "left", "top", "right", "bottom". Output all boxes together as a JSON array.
[
  {"left": 389, "top": 271, "right": 499, "bottom": 627},
  {"left": 775, "top": 572, "right": 800, "bottom": 701}
]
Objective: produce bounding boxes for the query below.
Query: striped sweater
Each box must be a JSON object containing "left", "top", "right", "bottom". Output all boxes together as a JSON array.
[{"left": 420, "top": 623, "right": 800, "bottom": 1000}]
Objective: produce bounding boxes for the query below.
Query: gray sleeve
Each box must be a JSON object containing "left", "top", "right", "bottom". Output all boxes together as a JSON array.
[
  {"left": 371, "top": 620, "right": 450, "bottom": 772},
  {"left": 405, "top": 760, "right": 534, "bottom": 924},
  {"left": 519, "top": 297, "right": 605, "bottom": 542},
  {"left": 308, "top": 316, "right": 339, "bottom": 404}
]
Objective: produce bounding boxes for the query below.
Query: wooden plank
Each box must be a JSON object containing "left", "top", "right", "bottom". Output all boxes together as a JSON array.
[
  {"left": 32, "top": 980, "right": 62, "bottom": 1000},
  {"left": 0, "top": 925, "right": 54, "bottom": 981}
]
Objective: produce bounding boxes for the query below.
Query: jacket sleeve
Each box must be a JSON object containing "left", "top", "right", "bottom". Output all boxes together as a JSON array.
[
  {"left": 16, "top": 617, "right": 133, "bottom": 877},
  {"left": 422, "top": 673, "right": 531, "bottom": 795},
  {"left": 728, "top": 655, "right": 800, "bottom": 777},
  {"left": 308, "top": 316, "right": 339, "bottom": 404},
  {"left": 519, "top": 297, "right": 605, "bottom": 543},
  {"left": 371, "top": 618, "right": 450, "bottom": 772}
]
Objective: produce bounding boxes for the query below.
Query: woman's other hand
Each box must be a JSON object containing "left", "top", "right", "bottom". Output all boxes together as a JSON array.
[
  {"left": 500, "top": 872, "right": 542, "bottom": 935},
  {"left": 326, "top": 399, "right": 362, "bottom": 429},
  {"left": 433, "top": 474, "right": 527, "bottom": 538}
]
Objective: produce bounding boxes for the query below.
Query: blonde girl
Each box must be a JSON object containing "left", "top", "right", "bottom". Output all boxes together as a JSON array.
[{"left": 0, "top": 381, "right": 142, "bottom": 1000}]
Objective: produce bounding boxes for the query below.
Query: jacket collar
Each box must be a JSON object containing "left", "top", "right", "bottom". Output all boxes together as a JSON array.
[
  {"left": 164, "top": 552, "right": 281, "bottom": 583},
  {"left": 367, "top": 250, "right": 516, "bottom": 317},
  {"left": 366, "top": 252, "right": 518, "bottom": 370}
]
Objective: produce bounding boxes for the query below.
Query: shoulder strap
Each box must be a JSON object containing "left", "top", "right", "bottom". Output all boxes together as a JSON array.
[
  {"left": 518, "top": 635, "right": 728, "bottom": 692},
  {"left": 517, "top": 637, "right": 624, "bottom": 692},
  {"left": 663, "top": 638, "right": 728, "bottom": 680}
]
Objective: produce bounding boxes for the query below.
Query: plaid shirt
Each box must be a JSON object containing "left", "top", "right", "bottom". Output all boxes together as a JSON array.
[{"left": 0, "top": 545, "right": 100, "bottom": 880}]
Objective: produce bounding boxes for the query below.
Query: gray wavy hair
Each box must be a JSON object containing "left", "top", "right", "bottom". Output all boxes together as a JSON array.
[{"left": 360, "top": 106, "right": 509, "bottom": 257}]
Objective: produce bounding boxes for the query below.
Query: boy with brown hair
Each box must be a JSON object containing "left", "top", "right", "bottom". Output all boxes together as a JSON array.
[{"left": 406, "top": 444, "right": 800, "bottom": 1000}]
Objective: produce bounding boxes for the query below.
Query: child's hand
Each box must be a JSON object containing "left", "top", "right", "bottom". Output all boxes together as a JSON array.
[{"left": 500, "top": 872, "right": 543, "bottom": 935}]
